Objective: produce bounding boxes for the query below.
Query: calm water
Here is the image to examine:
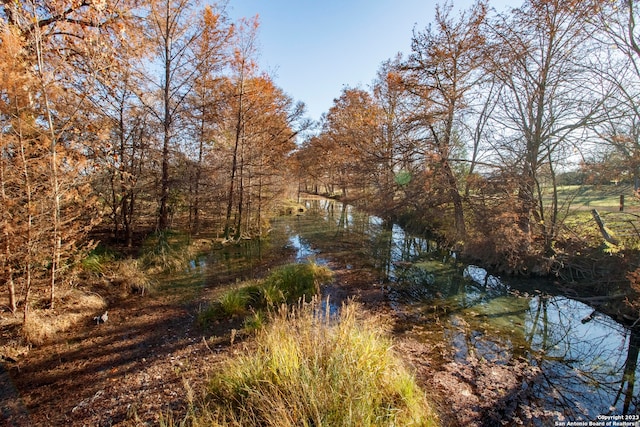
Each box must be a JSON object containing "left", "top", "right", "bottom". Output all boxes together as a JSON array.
[{"left": 201, "top": 198, "right": 640, "bottom": 424}]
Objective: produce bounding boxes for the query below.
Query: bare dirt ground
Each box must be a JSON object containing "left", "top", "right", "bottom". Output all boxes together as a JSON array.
[
  {"left": 2, "top": 255, "right": 539, "bottom": 427},
  {"left": 1, "top": 289, "right": 226, "bottom": 426}
]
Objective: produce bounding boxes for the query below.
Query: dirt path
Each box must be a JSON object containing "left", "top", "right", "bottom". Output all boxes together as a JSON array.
[
  {"left": 2, "top": 261, "right": 394, "bottom": 426},
  {"left": 2, "top": 288, "right": 231, "bottom": 426}
]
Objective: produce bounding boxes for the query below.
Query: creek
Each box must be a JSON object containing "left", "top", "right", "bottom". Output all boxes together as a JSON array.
[{"left": 196, "top": 197, "right": 640, "bottom": 424}]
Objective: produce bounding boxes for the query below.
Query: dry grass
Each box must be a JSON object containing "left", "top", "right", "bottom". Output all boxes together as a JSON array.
[
  {"left": 107, "top": 258, "right": 153, "bottom": 296},
  {"left": 139, "top": 231, "right": 199, "bottom": 274},
  {"left": 21, "top": 288, "right": 106, "bottom": 346},
  {"left": 182, "top": 298, "right": 439, "bottom": 427}
]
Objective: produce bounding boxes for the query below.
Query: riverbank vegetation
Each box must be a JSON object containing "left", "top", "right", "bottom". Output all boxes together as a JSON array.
[
  {"left": 294, "top": 1, "right": 640, "bottom": 317},
  {"left": 197, "top": 262, "right": 333, "bottom": 329},
  {"left": 1, "top": 0, "right": 639, "bottom": 334},
  {"left": 1, "top": 0, "right": 640, "bottom": 423},
  {"left": 176, "top": 299, "right": 438, "bottom": 427}
]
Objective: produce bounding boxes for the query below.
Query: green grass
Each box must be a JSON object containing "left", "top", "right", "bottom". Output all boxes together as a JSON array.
[
  {"left": 189, "top": 299, "right": 439, "bottom": 427},
  {"left": 81, "top": 246, "right": 118, "bottom": 274},
  {"left": 80, "top": 246, "right": 154, "bottom": 296},
  {"left": 551, "top": 184, "right": 639, "bottom": 212},
  {"left": 198, "top": 262, "right": 334, "bottom": 327},
  {"left": 540, "top": 185, "right": 640, "bottom": 248},
  {"left": 109, "top": 258, "right": 153, "bottom": 295},
  {"left": 262, "top": 262, "right": 333, "bottom": 304},
  {"left": 139, "top": 231, "right": 197, "bottom": 273}
]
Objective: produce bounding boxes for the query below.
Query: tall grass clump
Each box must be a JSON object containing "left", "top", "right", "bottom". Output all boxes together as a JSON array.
[
  {"left": 198, "top": 299, "right": 439, "bottom": 427},
  {"left": 140, "top": 231, "right": 197, "bottom": 273},
  {"left": 79, "top": 247, "right": 153, "bottom": 296},
  {"left": 81, "top": 246, "right": 117, "bottom": 275},
  {"left": 262, "top": 262, "right": 333, "bottom": 305},
  {"left": 198, "top": 262, "right": 333, "bottom": 327},
  {"left": 109, "top": 258, "right": 153, "bottom": 296}
]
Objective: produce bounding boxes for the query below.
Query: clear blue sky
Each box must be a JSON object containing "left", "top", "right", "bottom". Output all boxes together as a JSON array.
[{"left": 226, "top": 1, "right": 513, "bottom": 124}]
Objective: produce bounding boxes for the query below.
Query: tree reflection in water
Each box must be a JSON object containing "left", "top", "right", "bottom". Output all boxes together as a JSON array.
[
  {"left": 277, "top": 198, "right": 640, "bottom": 422},
  {"left": 524, "top": 296, "right": 639, "bottom": 418}
]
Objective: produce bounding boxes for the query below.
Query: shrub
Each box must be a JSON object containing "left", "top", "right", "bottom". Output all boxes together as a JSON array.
[
  {"left": 219, "top": 285, "right": 263, "bottom": 316},
  {"left": 81, "top": 246, "right": 117, "bottom": 275},
  {"left": 108, "top": 258, "right": 153, "bottom": 296},
  {"left": 262, "top": 262, "right": 333, "bottom": 304}
]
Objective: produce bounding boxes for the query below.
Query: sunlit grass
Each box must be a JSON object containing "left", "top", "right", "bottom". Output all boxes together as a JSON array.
[
  {"left": 551, "top": 184, "right": 639, "bottom": 212},
  {"left": 81, "top": 248, "right": 115, "bottom": 274},
  {"left": 536, "top": 184, "right": 640, "bottom": 248},
  {"left": 198, "top": 262, "right": 333, "bottom": 327},
  {"left": 109, "top": 258, "right": 153, "bottom": 296},
  {"left": 214, "top": 284, "right": 262, "bottom": 318},
  {"left": 263, "top": 261, "right": 333, "bottom": 304},
  {"left": 22, "top": 288, "right": 107, "bottom": 345},
  {"left": 186, "top": 299, "right": 439, "bottom": 427}
]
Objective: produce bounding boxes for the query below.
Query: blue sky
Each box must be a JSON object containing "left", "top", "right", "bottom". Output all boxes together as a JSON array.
[{"left": 226, "top": 1, "right": 513, "bottom": 124}]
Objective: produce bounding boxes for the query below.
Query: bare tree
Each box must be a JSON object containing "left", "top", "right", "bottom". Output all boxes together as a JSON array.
[
  {"left": 485, "top": 0, "right": 607, "bottom": 256},
  {"left": 371, "top": 57, "right": 418, "bottom": 217},
  {"left": 403, "top": 0, "right": 488, "bottom": 241},
  {"left": 187, "top": 6, "right": 232, "bottom": 235},
  {"left": 140, "top": 0, "right": 203, "bottom": 230},
  {"left": 223, "top": 16, "right": 259, "bottom": 240},
  {"left": 1, "top": 0, "right": 132, "bottom": 311},
  {"left": 589, "top": 0, "right": 640, "bottom": 189}
]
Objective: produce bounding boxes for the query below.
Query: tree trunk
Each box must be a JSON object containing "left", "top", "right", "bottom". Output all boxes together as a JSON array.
[
  {"left": 224, "top": 71, "right": 244, "bottom": 239},
  {"left": 591, "top": 209, "right": 619, "bottom": 245},
  {"left": 234, "top": 135, "right": 245, "bottom": 240},
  {"left": 33, "top": 12, "right": 60, "bottom": 310},
  {"left": 442, "top": 158, "right": 466, "bottom": 240},
  {"left": 110, "top": 170, "right": 119, "bottom": 240},
  {"left": 0, "top": 157, "right": 16, "bottom": 313},
  {"left": 623, "top": 329, "right": 640, "bottom": 414},
  {"left": 18, "top": 129, "right": 33, "bottom": 325},
  {"left": 125, "top": 193, "right": 135, "bottom": 248},
  {"left": 193, "top": 136, "right": 203, "bottom": 235},
  {"left": 158, "top": 8, "right": 173, "bottom": 231}
]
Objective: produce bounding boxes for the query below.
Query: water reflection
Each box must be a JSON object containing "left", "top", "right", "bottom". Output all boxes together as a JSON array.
[
  {"left": 464, "top": 265, "right": 505, "bottom": 290},
  {"left": 187, "top": 257, "right": 207, "bottom": 273},
  {"left": 192, "top": 197, "right": 639, "bottom": 421},
  {"left": 286, "top": 232, "right": 322, "bottom": 263},
  {"left": 291, "top": 197, "right": 640, "bottom": 421},
  {"left": 522, "top": 296, "right": 639, "bottom": 419}
]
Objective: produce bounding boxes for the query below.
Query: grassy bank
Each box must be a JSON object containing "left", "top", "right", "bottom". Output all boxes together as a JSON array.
[{"left": 197, "top": 262, "right": 334, "bottom": 329}]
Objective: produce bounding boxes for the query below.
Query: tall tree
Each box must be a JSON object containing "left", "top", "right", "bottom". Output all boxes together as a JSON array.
[
  {"left": 1, "top": 0, "right": 132, "bottom": 310},
  {"left": 590, "top": 0, "right": 640, "bottom": 190},
  {"left": 187, "top": 5, "right": 232, "bottom": 234},
  {"left": 223, "top": 16, "right": 259, "bottom": 240},
  {"left": 372, "top": 57, "right": 421, "bottom": 217},
  {"left": 403, "top": 0, "right": 488, "bottom": 241},
  {"left": 321, "top": 87, "right": 381, "bottom": 200},
  {"left": 486, "top": 0, "right": 606, "bottom": 255},
  {"left": 239, "top": 75, "right": 306, "bottom": 235},
  {"left": 0, "top": 24, "right": 36, "bottom": 315},
  {"left": 141, "top": 0, "right": 202, "bottom": 230},
  {"left": 73, "top": 4, "right": 152, "bottom": 247}
]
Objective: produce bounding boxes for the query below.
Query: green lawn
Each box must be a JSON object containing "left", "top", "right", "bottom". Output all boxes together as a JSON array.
[
  {"left": 550, "top": 185, "right": 640, "bottom": 247},
  {"left": 552, "top": 184, "right": 640, "bottom": 213}
]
